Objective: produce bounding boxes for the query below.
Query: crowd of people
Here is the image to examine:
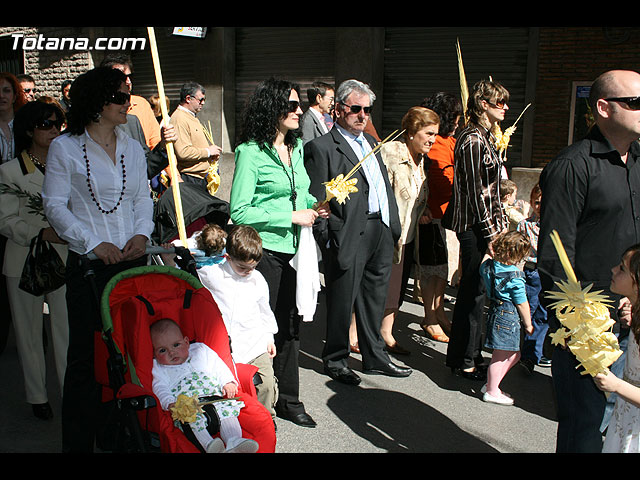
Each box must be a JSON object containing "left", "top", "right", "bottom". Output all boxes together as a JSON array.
[{"left": 1, "top": 55, "right": 640, "bottom": 454}]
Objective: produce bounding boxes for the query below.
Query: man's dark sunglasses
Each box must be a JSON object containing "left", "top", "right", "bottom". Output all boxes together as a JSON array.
[
  {"left": 340, "top": 102, "right": 372, "bottom": 114},
  {"left": 604, "top": 96, "right": 640, "bottom": 110}
]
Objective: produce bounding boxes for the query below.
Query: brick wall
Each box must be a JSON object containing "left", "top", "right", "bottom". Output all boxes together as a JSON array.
[
  {"left": 0, "top": 26, "right": 93, "bottom": 100},
  {"left": 532, "top": 26, "right": 640, "bottom": 167}
]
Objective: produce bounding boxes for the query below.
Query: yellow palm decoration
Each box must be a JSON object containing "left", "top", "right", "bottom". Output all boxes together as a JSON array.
[
  {"left": 456, "top": 38, "right": 469, "bottom": 123},
  {"left": 493, "top": 103, "right": 531, "bottom": 161},
  {"left": 546, "top": 230, "right": 622, "bottom": 376},
  {"left": 322, "top": 174, "right": 359, "bottom": 204},
  {"left": 202, "top": 120, "right": 221, "bottom": 196},
  {"left": 170, "top": 394, "right": 203, "bottom": 423},
  {"left": 170, "top": 393, "right": 241, "bottom": 423}
]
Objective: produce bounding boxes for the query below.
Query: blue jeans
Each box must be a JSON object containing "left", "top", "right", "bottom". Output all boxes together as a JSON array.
[
  {"left": 485, "top": 300, "right": 521, "bottom": 351},
  {"left": 521, "top": 267, "right": 548, "bottom": 363}
]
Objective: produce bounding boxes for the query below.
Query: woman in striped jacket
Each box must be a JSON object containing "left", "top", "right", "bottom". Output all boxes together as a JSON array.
[{"left": 442, "top": 78, "right": 510, "bottom": 380}]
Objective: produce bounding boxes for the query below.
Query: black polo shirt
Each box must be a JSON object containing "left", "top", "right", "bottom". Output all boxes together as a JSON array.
[{"left": 538, "top": 125, "right": 640, "bottom": 331}]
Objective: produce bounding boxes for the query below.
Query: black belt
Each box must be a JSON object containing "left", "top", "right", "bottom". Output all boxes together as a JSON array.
[{"left": 367, "top": 211, "right": 381, "bottom": 219}]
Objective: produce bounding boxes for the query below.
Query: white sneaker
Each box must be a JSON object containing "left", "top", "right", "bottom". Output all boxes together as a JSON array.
[
  {"left": 206, "top": 437, "right": 225, "bottom": 453},
  {"left": 480, "top": 384, "right": 511, "bottom": 398},
  {"left": 482, "top": 391, "right": 514, "bottom": 406},
  {"left": 225, "top": 438, "right": 259, "bottom": 453}
]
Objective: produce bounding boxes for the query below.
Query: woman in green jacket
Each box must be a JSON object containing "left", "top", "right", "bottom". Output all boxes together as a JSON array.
[{"left": 230, "top": 77, "right": 329, "bottom": 428}]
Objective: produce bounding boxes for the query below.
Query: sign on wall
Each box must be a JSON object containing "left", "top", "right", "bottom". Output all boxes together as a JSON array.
[
  {"left": 172, "top": 27, "right": 207, "bottom": 39},
  {"left": 568, "top": 82, "right": 594, "bottom": 145}
]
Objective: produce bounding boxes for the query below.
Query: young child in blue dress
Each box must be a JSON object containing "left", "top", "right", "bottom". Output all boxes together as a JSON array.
[{"left": 480, "top": 231, "right": 534, "bottom": 405}]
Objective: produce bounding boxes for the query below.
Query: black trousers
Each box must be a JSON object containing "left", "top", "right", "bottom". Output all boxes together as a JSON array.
[
  {"left": 446, "top": 226, "right": 488, "bottom": 370},
  {"left": 256, "top": 249, "right": 305, "bottom": 416},
  {"left": 61, "top": 251, "right": 146, "bottom": 452},
  {"left": 322, "top": 216, "right": 394, "bottom": 371}
]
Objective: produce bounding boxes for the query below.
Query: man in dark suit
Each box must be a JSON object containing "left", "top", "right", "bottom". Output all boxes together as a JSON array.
[
  {"left": 301, "top": 82, "right": 334, "bottom": 146},
  {"left": 304, "top": 79, "right": 412, "bottom": 385}
]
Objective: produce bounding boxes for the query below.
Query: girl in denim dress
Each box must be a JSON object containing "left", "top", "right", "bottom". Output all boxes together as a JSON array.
[{"left": 479, "top": 231, "right": 534, "bottom": 405}]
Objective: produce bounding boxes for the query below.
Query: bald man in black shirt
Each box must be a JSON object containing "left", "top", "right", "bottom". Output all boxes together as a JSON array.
[{"left": 538, "top": 69, "right": 640, "bottom": 453}]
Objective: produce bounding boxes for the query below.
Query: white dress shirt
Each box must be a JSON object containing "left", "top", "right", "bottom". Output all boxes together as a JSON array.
[
  {"left": 42, "top": 129, "right": 155, "bottom": 255},
  {"left": 334, "top": 123, "right": 389, "bottom": 223},
  {"left": 198, "top": 261, "right": 278, "bottom": 364},
  {"left": 309, "top": 107, "right": 328, "bottom": 134}
]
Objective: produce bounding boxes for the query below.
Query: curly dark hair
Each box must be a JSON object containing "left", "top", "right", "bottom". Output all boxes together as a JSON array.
[
  {"left": 65, "top": 67, "right": 128, "bottom": 135},
  {"left": 491, "top": 230, "right": 531, "bottom": 266},
  {"left": 421, "top": 92, "right": 463, "bottom": 137},
  {"left": 237, "top": 77, "right": 302, "bottom": 150},
  {"left": 13, "top": 101, "right": 65, "bottom": 153}
]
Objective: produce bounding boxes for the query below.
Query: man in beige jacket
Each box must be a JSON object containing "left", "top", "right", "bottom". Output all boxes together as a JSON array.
[{"left": 170, "top": 81, "right": 222, "bottom": 190}]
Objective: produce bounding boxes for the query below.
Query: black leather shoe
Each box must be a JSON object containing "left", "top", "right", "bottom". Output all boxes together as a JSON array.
[
  {"left": 324, "top": 365, "right": 362, "bottom": 385},
  {"left": 363, "top": 362, "right": 412, "bottom": 377},
  {"left": 451, "top": 367, "right": 487, "bottom": 381},
  {"left": 32, "top": 402, "right": 53, "bottom": 420},
  {"left": 276, "top": 409, "right": 317, "bottom": 428}
]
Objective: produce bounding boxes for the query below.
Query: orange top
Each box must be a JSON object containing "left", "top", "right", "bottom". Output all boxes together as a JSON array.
[
  {"left": 427, "top": 135, "right": 456, "bottom": 219},
  {"left": 129, "top": 94, "right": 161, "bottom": 150}
]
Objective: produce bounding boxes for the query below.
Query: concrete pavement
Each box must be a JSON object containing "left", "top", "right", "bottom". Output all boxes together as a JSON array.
[{"left": 0, "top": 283, "right": 558, "bottom": 453}]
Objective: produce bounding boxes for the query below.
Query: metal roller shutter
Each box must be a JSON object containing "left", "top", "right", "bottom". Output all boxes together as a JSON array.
[
  {"left": 383, "top": 27, "right": 531, "bottom": 167},
  {"left": 130, "top": 28, "right": 201, "bottom": 112},
  {"left": 235, "top": 27, "right": 336, "bottom": 144}
]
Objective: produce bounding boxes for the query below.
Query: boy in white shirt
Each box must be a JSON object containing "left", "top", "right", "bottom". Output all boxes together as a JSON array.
[{"left": 198, "top": 225, "right": 279, "bottom": 420}]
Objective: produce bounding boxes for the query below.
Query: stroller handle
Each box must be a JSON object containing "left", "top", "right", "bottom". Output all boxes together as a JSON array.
[{"left": 84, "top": 245, "right": 177, "bottom": 261}]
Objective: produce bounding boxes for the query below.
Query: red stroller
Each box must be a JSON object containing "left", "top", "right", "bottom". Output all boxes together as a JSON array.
[{"left": 93, "top": 259, "right": 276, "bottom": 453}]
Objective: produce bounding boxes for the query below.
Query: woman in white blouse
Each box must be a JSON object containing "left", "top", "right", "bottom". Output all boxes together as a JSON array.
[{"left": 42, "top": 67, "right": 154, "bottom": 452}]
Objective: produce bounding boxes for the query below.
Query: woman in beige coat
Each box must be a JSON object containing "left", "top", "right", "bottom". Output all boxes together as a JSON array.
[
  {"left": 0, "top": 101, "right": 68, "bottom": 420},
  {"left": 379, "top": 107, "right": 439, "bottom": 354}
]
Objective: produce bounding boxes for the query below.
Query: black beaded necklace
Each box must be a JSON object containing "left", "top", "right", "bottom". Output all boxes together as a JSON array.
[
  {"left": 269, "top": 145, "right": 298, "bottom": 249},
  {"left": 83, "top": 143, "right": 126, "bottom": 214}
]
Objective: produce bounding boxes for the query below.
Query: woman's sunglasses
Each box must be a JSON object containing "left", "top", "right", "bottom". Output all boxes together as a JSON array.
[
  {"left": 35, "top": 118, "right": 64, "bottom": 130},
  {"left": 108, "top": 91, "right": 131, "bottom": 105},
  {"left": 288, "top": 100, "right": 301, "bottom": 112}
]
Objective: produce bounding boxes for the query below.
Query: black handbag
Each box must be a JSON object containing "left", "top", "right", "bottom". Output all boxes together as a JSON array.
[
  {"left": 418, "top": 222, "right": 448, "bottom": 266},
  {"left": 19, "top": 229, "right": 66, "bottom": 296}
]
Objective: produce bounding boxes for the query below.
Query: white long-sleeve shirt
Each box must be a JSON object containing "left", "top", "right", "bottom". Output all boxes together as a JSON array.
[
  {"left": 151, "top": 342, "right": 238, "bottom": 411},
  {"left": 198, "top": 261, "right": 278, "bottom": 364},
  {"left": 42, "top": 129, "right": 154, "bottom": 254}
]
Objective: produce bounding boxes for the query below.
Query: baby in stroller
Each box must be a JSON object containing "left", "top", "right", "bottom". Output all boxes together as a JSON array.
[{"left": 150, "top": 317, "right": 259, "bottom": 453}]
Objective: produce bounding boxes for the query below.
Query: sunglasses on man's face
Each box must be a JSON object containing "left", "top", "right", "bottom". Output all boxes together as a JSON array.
[
  {"left": 108, "top": 91, "right": 131, "bottom": 105},
  {"left": 340, "top": 102, "right": 372, "bottom": 115},
  {"left": 35, "top": 118, "right": 64, "bottom": 130},
  {"left": 605, "top": 96, "right": 640, "bottom": 111}
]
